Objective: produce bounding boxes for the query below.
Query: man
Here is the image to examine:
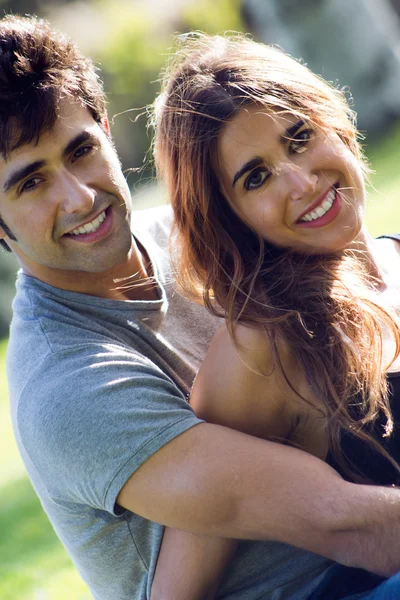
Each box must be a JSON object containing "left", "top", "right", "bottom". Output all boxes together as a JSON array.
[{"left": 3, "top": 14, "right": 400, "bottom": 600}]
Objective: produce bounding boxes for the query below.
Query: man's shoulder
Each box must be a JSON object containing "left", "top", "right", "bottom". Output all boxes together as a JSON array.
[
  {"left": 132, "top": 203, "right": 175, "bottom": 277},
  {"left": 7, "top": 277, "right": 157, "bottom": 405},
  {"left": 132, "top": 203, "right": 172, "bottom": 242}
]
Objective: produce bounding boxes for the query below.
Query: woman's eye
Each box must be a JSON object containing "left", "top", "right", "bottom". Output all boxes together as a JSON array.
[
  {"left": 289, "top": 128, "right": 314, "bottom": 154},
  {"left": 244, "top": 167, "right": 270, "bottom": 191},
  {"left": 20, "top": 176, "right": 42, "bottom": 193}
]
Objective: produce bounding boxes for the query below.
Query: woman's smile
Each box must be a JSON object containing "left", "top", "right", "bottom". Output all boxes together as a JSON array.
[{"left": 296, "top": 184, "right": 342, "bottom": 228}]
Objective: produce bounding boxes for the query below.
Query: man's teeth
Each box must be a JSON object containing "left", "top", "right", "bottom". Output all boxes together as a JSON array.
[
  {"left": 300, "top": 188, "right": 336, "bottom": 222},
  {"left": 70, "top": 211, "right": 106, "bottom": 235}
]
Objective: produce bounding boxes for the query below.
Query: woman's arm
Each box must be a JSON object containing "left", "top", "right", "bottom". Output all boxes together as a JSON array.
[
  {"left": 151, "top": 324, "right": 300, "bottom": 600},
  {"left": 150, "top": 531, "right": 237, "bottom": 600}
]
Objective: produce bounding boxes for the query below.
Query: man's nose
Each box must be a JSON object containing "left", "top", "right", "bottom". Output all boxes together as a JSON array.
[
  {"left": 283, "top": 166, "right": 318, "bottom": 201},
  {"left": 58, "top": 171, "right": 96, "bottom": 214}
]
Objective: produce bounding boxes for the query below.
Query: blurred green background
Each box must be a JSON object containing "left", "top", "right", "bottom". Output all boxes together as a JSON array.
[{"left": 2, "top": 0, "right": 400, "bottom": 597}]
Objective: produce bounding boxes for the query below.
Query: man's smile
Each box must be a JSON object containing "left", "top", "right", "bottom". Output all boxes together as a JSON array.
[
  {"left": 68, "top": 209, "right": 107, "bottom": 236},
  {"left": 63, "top": 206, "right": 113, "bottom": 243}
]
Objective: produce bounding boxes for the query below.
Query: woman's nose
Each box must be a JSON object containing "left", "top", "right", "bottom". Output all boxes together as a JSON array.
[{"left": 284, "top": 167, "right": 318, "bottom": 201}]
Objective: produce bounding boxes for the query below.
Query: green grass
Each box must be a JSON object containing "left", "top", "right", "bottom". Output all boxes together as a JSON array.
[
  {"left": 1, "top": 125, "right": 400, "bottom": 598},
  {"left": 0, "top": 339, "right": 90, "bottom": 599},
  {"left": 365, "top": 123, "right": 400, "bottom": 235}
]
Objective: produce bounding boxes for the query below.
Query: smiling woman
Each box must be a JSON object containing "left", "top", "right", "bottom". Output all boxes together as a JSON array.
[
  {"left": 149, "top": 33, "right": 400, "bottom": 599},
  {"left": 215, "top": 105, "right": 364, "bottom": 253}
]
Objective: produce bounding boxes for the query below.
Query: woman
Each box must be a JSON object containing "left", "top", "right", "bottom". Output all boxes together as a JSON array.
[{"left": 150, "top": 33, "right": 400, "bottom": 599}]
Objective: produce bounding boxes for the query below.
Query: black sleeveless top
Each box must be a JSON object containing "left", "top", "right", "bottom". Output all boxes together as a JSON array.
[
  {"left": 326, "top": 372, "right": 400, "bottom": 485},
  {"left": 326, "top": 234, "right": 400, "bottom": 485}
]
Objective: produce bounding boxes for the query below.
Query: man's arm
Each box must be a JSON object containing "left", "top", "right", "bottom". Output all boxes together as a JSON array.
[{"left": 118, "top": 422, "right": 400, "bottom": 577}]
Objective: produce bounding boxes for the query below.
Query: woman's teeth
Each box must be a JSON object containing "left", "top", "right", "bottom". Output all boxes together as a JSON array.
[
  {"left": 299, "top": 187, "right": 336, "bottom": 222},
  {"left": 70, "top": 211, "right": 106, "bottom": 235}
]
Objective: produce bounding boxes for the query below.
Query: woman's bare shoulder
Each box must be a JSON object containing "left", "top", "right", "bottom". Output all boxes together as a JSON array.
[
  {"left": 190, "top": 322, "right": 294, "bottom": 439},
  {"left": 208, "top": 321, "right": 274, "bottom": 370}
]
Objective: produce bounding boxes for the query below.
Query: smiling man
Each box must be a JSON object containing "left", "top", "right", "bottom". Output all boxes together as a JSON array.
[
  {"left": 5, "top": 14, "right": 400, "bottom": 600},
  {"left": 2, "top": 102, "right": 135, "bottom": 281}
]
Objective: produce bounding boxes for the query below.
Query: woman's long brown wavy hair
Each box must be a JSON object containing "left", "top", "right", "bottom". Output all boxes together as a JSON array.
[{"left": 152, "top": 33, "right": 400, "bottom": 483}]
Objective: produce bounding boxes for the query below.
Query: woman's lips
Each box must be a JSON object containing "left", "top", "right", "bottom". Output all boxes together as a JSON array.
[{"left": 297, "top": 187, "right": 342, "bottom": 229}]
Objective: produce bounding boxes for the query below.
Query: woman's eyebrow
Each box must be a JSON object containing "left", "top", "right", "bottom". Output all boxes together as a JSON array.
[
  {"left": 231, "top": 120, "right": 307, "bottom": 188},
  {"left": 232, "top": 157, "right": 264, "bottom": 188},
  {"left": 281, "top": 119, "right": 306, "bottom": 142}
]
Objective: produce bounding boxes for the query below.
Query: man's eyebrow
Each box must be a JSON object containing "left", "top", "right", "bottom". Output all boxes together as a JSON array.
[
  {"left": 3, "top": 131, "right": 97, "bottom": 194},
  {"left": 63, "top": 130, "right": 96, "bottom": 158},
  {"left": 3, "top": 160, "right": 46, "bottom": 193},
  {"left": 232, "top": 157, "right": 264, "bottom": 188},
  {"left": 281, "top": 119, "right": 306, "bottom": 142}
]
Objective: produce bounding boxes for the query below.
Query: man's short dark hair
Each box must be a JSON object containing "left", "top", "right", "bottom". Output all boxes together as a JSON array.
[
  {"left": 0, "top": 14, "right": 107, "bottom": 155},
  {"left": 0, "top": 14, "right": 108, "bottom": 251}
]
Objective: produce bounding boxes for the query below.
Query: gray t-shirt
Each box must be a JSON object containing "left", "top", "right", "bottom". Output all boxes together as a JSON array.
[{"left": 8, "top": 206, "right": 332, "bottom": 599}]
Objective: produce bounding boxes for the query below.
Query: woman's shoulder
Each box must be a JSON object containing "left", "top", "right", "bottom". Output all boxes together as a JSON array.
[
  {"left": 198, "top": 321, "right": 306, "bottom": 396},
  {"left": 212, "top": 321, "right": 274, "bottom": 370},
  {"left": 376, "top": 233, "right": 400, "bottom": 243},
  {"left": 376, "top": 233, "right": 400, "bottom": 258},
  {"left": 190, "top": 322, "right": 300, "bottom": 440},
  {"left": 374, "top": 235, "right": 400, "bottom": 291}
]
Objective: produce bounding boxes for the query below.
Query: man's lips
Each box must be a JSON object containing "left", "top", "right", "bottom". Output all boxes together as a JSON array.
[
  {"left": 64, "top": 207, "right": 109, "bottom": 236},
  {"left": 62, "top": 206, "right": 113, "bottom": 242}
]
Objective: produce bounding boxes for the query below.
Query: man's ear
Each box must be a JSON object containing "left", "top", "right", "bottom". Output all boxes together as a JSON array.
[
  {"left": 102, "top": 116, "right": 111, "bottom": 137},
  {"left": 0, "top": 228, "right": 12, "bottom": 253},
  {"left": 0, "top": 215, "right": 17, "bottom": 246}
]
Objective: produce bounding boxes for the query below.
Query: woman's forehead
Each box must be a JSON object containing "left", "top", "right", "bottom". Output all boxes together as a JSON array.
[{"left": 217, "top": 107, "right": 303, "bottom": 162}]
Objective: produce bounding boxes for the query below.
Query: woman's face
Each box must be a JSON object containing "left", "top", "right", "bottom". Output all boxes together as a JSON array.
[{"left": 215, "top": 104, "right": 366, "bottom": 254}]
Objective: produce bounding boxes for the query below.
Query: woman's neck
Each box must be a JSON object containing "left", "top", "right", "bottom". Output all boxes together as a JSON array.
[{"left": 347, "top": 226, "right": 387, "bottom": 290}]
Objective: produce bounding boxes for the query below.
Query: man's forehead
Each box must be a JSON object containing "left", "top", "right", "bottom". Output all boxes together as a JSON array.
[
  {"left": 3, "top": 104, "right": 99, "bottom": 163},
  {"left": 11, "top": 97, "right": 93, "bottom": 144}
]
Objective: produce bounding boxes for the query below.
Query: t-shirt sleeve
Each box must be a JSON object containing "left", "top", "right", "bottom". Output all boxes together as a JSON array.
[{"left": 16, "top": 342, "right": 203, "bottom": 514}]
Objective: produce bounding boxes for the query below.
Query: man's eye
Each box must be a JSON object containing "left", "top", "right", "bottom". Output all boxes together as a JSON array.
[
  {"left": 289, "top": 129, "right": 314, "bottom": 154},
  {"left": 20, "top": 177, "right": 42, "bottom": 193},
  {"left": 244, "top": 167, "right": 270, "bottom": 191},
  {"left": 73, "top": 145, "right": 93, "bottom": 161}
]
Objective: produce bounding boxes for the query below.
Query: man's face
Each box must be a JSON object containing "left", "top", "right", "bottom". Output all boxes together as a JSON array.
[{"left": 0, "top": 100, "right": 134, "bottom": 285}]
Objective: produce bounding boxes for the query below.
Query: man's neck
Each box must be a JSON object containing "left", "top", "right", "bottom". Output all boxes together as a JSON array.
[{"left": 18, "top": 239, "right": 160, "bottom": 301}]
